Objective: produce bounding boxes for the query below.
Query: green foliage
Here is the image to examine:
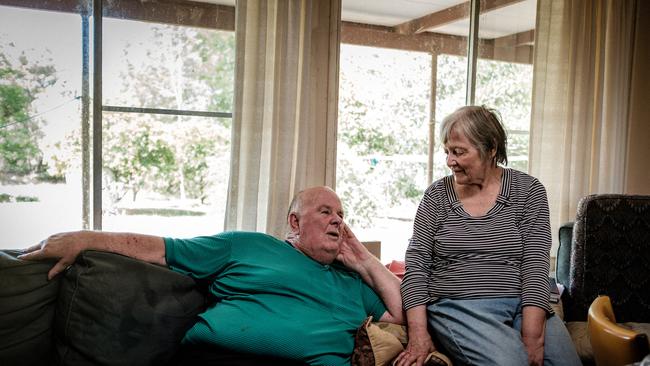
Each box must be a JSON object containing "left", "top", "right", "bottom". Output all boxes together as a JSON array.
[
  {"left": 0, "top": 40, "right": 57, "bottom": 179},
  {"left": 337, "top": 45, "right": 430, "bottom": 227},
  {"left": 15, "top": 195, "right": 38, "bottom": 202},
  {"left": 182, "top": 135, "right": 216, "bottom": 204},
  {"left": 104, "top": 117, "right": 177, "bottom": 202},
  {"left": 102, "top": 25, "right": 234, "bottom": 206},
  {"left": 337, "top": 48, "right": 533, "bottom": 227}
]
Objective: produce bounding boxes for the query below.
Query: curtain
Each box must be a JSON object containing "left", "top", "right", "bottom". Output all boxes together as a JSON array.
[
  {"left": 225, "top": 0, "right": 341, "bottom": 238},
  {"left": 529, "top": 0, "right": 639, "bottom": 253}
]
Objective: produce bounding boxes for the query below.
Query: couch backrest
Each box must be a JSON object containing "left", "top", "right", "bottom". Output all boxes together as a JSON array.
[
  {"left": 563, "top": 194, "right": 650, "bottom": 322},
  {"left": 0, "top": 249, "right": 207, "bottom": 366},
  {"left": 0, "top": 250, "right": 60, "bottom": 366}
]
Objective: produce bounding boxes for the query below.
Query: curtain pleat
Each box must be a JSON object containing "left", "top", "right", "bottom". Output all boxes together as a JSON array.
[
  {"left": 530, "top": 0, "right": 639, "bottom": 254},
  {"left": 226, "top": 0, "right": 341, "bottom": 238}
]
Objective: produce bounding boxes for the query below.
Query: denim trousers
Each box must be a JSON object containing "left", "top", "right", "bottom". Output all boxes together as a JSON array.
[{"left": 426, "top": 297, "right": 582, "bottom": 366}]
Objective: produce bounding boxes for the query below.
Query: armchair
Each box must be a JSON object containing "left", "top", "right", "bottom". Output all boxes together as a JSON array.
[
  {"left": 557, "top": 194, "right": 650, "bottom": 323},
  {"left": 554, "top": 194, "right": 650, "bottom": 364}
]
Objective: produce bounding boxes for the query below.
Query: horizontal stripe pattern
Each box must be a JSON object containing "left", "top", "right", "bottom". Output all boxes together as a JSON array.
[{"left": 401, "top": 168, "right": 552, "bottom": 313}]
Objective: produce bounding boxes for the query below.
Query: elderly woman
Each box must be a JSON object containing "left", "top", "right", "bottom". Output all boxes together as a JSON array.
[{"left": 395, "top": 106, "right": 580, "bottom": 366}]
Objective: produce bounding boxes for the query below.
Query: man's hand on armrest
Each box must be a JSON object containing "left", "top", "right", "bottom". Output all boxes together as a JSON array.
[{"left": 18, "top": 230, "right": 167, "bottom": 280}]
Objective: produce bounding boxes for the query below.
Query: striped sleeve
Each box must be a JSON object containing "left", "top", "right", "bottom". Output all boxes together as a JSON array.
[
  {"left": 519, "top": 178, "right": 552, "bottom": 313},
  {"left": 400, "top": 182, "right": 442, "bottom": 310}
]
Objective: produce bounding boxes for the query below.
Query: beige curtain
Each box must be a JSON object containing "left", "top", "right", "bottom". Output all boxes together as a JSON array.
[
  {"left": 530, "top": 0, "right": 639, "bottom": 253},
  {"left": 225, "top": 0, "right": 341, "bottom": 238}
]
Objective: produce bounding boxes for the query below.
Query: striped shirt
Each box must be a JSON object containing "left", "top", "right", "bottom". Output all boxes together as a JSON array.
[{"left": 401, "top": 168, "right": 552, "bottom": 313}]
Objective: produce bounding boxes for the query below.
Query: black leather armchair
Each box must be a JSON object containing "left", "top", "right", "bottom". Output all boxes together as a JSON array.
[{"left": 555, "top": 194, "right": 650, "bottom": 323}]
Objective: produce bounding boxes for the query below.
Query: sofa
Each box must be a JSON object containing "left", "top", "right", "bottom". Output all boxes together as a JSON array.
[
  {"left": 0, "top": 248, "right": 450, "bottom": 366},
  {"left": 0, "top": 249, "right": 207, "bottom": 366}
]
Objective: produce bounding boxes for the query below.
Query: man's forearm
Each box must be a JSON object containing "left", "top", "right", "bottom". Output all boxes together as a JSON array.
[
  {"left": 19, "top": 230, "right": 166, "bottom": 279},
  {"left": 78, "top": 231, "right": 167, "bottom": 265},
  {"left": 356, "top": 256, "right": 404, "bottom": 324}
]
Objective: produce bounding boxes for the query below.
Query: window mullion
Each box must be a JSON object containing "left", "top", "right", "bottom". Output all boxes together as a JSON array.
[{"left": 465, "top": 0, "right": 480, "bottom": 106}]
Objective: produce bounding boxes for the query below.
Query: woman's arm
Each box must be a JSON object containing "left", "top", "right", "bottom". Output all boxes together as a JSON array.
[
  {"left": 519, "top": 179, "right": 553, "bottom": 364},
  {"left": 522, "top": 305, "right": 546, "bottom": 365},
  {"left": 19, "top": 230, "right": 166, "bottom": 280}
]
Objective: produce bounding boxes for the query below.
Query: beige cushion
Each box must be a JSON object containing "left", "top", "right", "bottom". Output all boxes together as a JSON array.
[
  {"left": 352, "top": 317, "right": 452, "bottom": 366},
  {"left": 566, "top": 322, "right": 593, "bottom": 363}
]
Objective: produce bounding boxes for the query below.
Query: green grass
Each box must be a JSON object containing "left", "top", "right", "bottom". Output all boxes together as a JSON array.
[{"left": 16, "top": 196, "right": 39, "bottom": 202}]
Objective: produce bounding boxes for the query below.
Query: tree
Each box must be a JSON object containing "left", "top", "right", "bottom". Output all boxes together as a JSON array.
[
  {"left": 337, "top": 47, "right": 534, "bottom": 227},
  {"left": 102, "top": 24, "right": 234, "bottom": 207},
  {"left": 0, "top": 40, "right": 57, "bottom": 179},
  {"left": 103, "top": 115, "right": 176, "bottom": 203},
  {"left": 337, "top": 45, "right": 429, "bottom": 226}
]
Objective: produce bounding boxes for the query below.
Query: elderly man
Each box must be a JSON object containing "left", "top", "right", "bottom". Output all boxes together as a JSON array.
[{"left": 19, "top": 186, "right": 403, "bottom": 365}]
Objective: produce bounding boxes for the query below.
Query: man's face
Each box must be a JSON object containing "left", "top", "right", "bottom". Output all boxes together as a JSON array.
[{"left": 291, "top": 187, "right": 344, "bottom": 265}]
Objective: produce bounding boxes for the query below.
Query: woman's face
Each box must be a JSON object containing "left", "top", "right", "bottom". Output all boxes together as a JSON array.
[{"left": 444, "top": 127, "right": 493, "bottom": 186}]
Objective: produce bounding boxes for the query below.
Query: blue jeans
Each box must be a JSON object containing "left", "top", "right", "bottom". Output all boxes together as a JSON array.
[{"left": 426, "top": 298, "right": 581, "bottom": 366}]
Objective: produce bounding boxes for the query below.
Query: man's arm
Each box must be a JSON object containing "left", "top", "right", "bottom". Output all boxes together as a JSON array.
[
  {"left": 337, "top": 225, "right": 405, "bottom": 324},
  {"left": 19, "top": 230, "right": 166, "bottom": 280}
]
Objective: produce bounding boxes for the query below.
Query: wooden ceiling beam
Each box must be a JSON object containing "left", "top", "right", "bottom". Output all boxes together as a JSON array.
[
  {"left": 342, "top": 21, "right": 533, "bottom": 65},
  {"left": 0, "top": 0, "right": 235, "bottom": 30},
  {"left": 394, "top": 0, "right": 526, "bottom": 35}
]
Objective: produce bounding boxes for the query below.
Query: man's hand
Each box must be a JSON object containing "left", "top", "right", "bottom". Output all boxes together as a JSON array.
[
  {"left": 337, "top": 224, "right": 404, "bottom": 324},
  {"left": 19, "top": 231, "right": 87, "bottom": 280},
  {"left": 336, "top": 224, "right": 372, "bottom": 272}
]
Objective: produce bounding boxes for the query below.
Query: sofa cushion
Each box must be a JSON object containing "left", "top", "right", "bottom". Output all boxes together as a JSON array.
[
  {"left": 0, "top": 250, "right": 60, "bottom": 366},
  {"left": 55, "top": 250, "right": 206, "bottom": 366}
]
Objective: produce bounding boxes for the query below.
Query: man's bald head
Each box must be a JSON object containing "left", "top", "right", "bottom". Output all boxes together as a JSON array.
[
  {"left": 285, "top": 186, "right": 344, "bottom": 264},
  {"left": 287, "top": 186, "right": 338, "bottom": 221}
]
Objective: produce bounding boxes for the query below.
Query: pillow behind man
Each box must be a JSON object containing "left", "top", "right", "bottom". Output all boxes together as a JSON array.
[{"left": 54, "top": 250, "right": 206, "bottom": 365}]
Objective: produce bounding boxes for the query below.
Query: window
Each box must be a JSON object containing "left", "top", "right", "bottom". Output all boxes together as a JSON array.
[
  {"left": 101, "top": 18, "right": 234, "bottom": 238},
  {"left": 1, "top": 4, "right": 84, "bottom": 248},
  {"left": 0, "top": 1, "right": 235, "bottom": 249},
  {"left": 338, "top": 0, "right": 536, "bottom": 262},
  {"left": 337, "top": 44, "right": 430, "bottom": 261}
]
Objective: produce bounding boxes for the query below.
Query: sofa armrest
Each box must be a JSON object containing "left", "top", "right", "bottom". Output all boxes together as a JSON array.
[{"left": 0, "top": 250, "right": 60, "bottom": 366}]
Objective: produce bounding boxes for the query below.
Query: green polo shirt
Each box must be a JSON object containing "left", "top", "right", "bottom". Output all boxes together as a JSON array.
[{"left": 164, "top": 231, "right": 387, "bottom": 366}]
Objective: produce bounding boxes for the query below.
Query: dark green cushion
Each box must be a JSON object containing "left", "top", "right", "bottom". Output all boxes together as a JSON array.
[
  {"left": 55, "top": 250, "right": 206, "bottom": 366},
  {"left": 0, "top": 250, "right": 60, "bottom": 366}
]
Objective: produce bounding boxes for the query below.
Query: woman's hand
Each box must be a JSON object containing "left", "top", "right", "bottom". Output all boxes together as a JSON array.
[
  {"left": 394, "top": 306, "right": 435, "bottom": 365},
  {"left": 393, "top": 336, "right": 436, "bottom": 366}
]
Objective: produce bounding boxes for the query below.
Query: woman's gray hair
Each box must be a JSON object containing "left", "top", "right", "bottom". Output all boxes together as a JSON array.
[{"left": 440, "top": 105, "right": 508, "bottom": 166}]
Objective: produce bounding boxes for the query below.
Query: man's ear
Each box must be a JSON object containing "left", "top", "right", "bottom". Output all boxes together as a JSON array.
[{"left": 288, "top": 212, "right": 300, "bottom": 232}]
